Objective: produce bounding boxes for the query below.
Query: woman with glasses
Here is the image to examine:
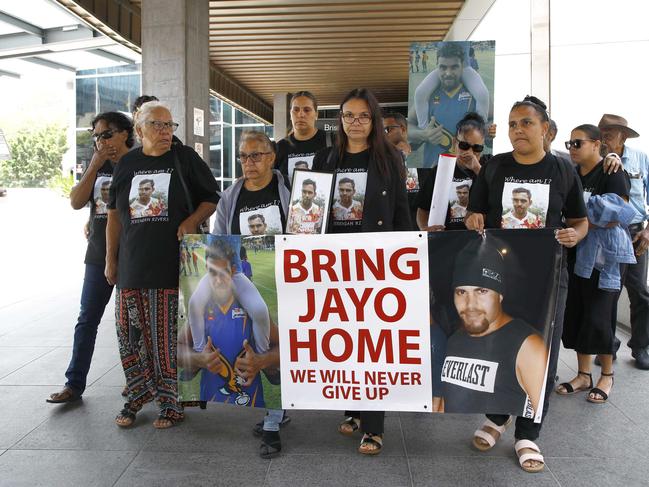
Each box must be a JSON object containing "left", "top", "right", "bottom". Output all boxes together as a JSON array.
[
  {"left": 276, "top": 91, "right": 332, "bottom": 184},
  {"left": 185, "top": 130, "right": 288, "bottom": 458},
  {"left": 47, "top": 112, "right": 134, "bottom": 405},
  {"left": 557, "top": 124, "right": 632, "bottom": 403},
  {"left": 105, "top": 101, "right": 219, "bottom": 429},
  {"left": 465, "top": 96, "right": 588, "bottom": 473},
  {"left": 416, "top": 112, "right": 490, "bottom": 232},
  {"left": 313, "top": 88, "right": 411, "bottom": 455}
]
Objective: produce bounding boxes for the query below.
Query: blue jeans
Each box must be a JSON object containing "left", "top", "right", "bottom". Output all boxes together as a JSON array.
[
  {"left": 263, "top": 409, "right": 285, "bottom": 432},
  {"left": 65, "top": 263, "right": 114, "bottom": 395}
]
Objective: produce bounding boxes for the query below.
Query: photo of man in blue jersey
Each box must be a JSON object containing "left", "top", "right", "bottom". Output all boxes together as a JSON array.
[{"left": 178, "top": 238, "right": 266, "bottom": 407}]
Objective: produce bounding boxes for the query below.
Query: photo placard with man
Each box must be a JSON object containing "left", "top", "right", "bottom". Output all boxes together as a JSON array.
[{"left": 285, "top": 170, "right": 333, "bottom": 234}]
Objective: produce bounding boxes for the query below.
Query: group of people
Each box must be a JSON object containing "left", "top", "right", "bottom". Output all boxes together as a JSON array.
[{"left": 44, "top": 81, "right": 649, "bottom": 474}]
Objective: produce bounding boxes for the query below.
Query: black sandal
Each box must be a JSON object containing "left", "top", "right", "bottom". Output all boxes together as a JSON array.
[
  {"left": 556, "top": 371, "right": 593, "bottom": 395},
  {"left": 338, "top": 416, "right": 360, "bottom": 436},
  {"left": 260, "top": 430, "right": 282, "bottom": 459},
  {"left": 115, "top": 403, "right": 136, "bottom": 428},
  {"left": 358, "top": 433, "right": 383, "bottom": 455},
  {"left": 587, "top": 372, "right": 614, "bottom": 404}
]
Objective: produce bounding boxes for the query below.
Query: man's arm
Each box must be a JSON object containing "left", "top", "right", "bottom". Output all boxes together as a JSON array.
[
  {"left": 177, "top": 201, "right": 217, "bottom": 240},
  {"left": 105, "top": 209, "right": 122, "bottom": 285},
  {"left": 516, "top": 333, "right": 549, "bottom": 415},
  {"left": 234, "top": 323, "right": 280, "bottom": 387},
  {"left": 407, "top": 105, "right": 443, "bottom": 147},
  {"left": 177, "top": 324, "right": 223, "bottom": 374}
]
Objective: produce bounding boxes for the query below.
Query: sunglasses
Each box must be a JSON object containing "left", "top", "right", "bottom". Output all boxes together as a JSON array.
[
  {"left": 91, "top": 129, "right": 115, "bottom": 141},
  {"left": 565, "top": 138, "right": 596, "bottom": 150},
  {"left": 457, "top": 140, "right": 484, "bottom": 153}
]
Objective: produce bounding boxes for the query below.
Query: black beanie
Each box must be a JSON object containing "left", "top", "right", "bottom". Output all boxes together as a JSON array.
[{"left": 452, "top": 238, "right": 505, "bottom": 295}]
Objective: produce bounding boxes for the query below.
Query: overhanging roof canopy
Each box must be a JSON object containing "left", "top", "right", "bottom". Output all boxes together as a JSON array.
[{"left": 57, "top": 0, "right": 469, "bottom": 116}]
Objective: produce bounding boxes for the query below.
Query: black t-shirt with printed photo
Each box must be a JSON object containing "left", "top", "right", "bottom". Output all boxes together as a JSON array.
[
  {"left": 468, "top": 152, "right": 586, "bottom": 229},
  {"left": 276, "top": 129, "right": 329, "bottom": 185},
  {"left": 329, "top": 150, "right": 369, "bottom": 233},
  {"left": 416, "top": 165, "right": 477, "bottom": 230},
  {"left": 579, "top": 160, "right": 630, "bottom": 200},
  {"left": 85, "top": 160, "right": 116, "bottom": 265},
  {"left": 231, "top": 174, "right": 286, "bottom": 235},
  {"left": 108, "top": 146, "right": 220, "bottom": 289}
]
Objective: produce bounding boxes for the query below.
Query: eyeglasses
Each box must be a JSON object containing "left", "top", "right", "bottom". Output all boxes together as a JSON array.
[
  {"left": 238, "top": 151, "right": 271, "bottom": 164},
  {"left": 145, "top": 120, "right": 179, "bottom": 132},
  {"left": 341, "top": 112, "right": 372, "bottom": 124},
  {"left": 384, "top": 125, "right": 402, "bottom": 133},
  {"left": 457, "top": 140, "right": 484, "bottom": 153},
  {"left": 565, "top": 138, "right": 596, "bottom": 150},
  {"left": 91, "top": 129, "right": 115, "bottom": 142}
]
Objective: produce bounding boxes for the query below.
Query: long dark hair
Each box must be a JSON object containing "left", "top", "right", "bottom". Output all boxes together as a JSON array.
[
  {"left": 92, "top": 111, "right": 135, "bottom": 148},
  {"left": 335, "top": 88, "right": 403, "bottom": 179}
]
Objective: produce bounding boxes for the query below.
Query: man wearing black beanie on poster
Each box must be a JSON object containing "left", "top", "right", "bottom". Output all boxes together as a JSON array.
[{"left": 441, "top": 239, "right": 548, "bottom": 423}]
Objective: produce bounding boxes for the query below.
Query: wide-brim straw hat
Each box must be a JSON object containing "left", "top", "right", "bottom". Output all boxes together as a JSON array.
[{"left": 598, "top": 113, "right": 639, "bottom": 138}]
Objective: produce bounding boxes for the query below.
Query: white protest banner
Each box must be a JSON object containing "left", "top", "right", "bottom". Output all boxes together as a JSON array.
[
  {"left": 276, "top": 232, "right": 432, "bottom": 412},
  {"left": 428, "top": 153, "right": 457, "bottom": 226}
]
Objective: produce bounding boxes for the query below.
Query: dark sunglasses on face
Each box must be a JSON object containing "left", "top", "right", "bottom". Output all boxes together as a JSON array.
[
  {"left": 565, "top": 138, "right": 596, "bottom": 150},
  {"left": 91, "top": 129, "right": 115, "bottom": 142},
  {"left": 457, "top": 140, "right": 484, "bottom": 153}
]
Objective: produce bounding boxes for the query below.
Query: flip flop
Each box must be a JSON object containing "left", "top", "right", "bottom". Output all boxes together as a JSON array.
[{"left": 46, "top": 387, "right": 81, "bottom": 404}]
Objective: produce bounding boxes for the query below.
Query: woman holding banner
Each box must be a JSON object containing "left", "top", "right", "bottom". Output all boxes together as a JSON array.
[
  {"left": 557, "top": 124, "right": 632, "bottom": 403},
  {"left": 465, "top": 96, "right": 588, "bottom": 473},
  {"left": 313, "top": 88, "right": 411, "bottom": 455}
]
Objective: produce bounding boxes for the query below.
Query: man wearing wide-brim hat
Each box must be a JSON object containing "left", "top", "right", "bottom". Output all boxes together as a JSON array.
[{"left": 598, "top": 113, "right": 649, "bottom": 370}]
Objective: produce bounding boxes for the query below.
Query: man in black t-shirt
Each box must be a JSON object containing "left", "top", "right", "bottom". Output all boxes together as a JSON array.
[{"left": 442, "top": 240, "right": 548, "bottom": 417}]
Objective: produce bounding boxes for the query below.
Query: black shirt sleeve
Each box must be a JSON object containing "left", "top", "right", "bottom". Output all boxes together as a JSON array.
[
  {"left": 312, "top": 146, "right": 334, "bottom": 172},
  {"left": 562, "top": 165, "right": 587, "bottom": 220},
  {"left": 107, "top": 161, "right": 124, "bottom": 210},
  {"left": 275, "top": 138, "right": 289, "bottom": 185},
  {"left": 467, "top": 159, "right": 490, "bottom": 214},
  {"left": 415, "top": 167, "right": 437, "bottom": 211},
  {"left": 603, "top": 170, "right": 631, "bottom": 199},
  {"left": 182, "top": 146, "right": 220, "bottom": 207}
]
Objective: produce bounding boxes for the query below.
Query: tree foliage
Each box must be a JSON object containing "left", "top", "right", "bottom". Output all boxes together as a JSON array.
[{"left": 0, "top": 125, "right": 68, "bottom": 187}]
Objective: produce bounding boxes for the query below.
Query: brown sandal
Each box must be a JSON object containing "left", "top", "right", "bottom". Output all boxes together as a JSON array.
[
  {"left": 46, "top": 387, "right": 81, "bottom": 404},
  {"left": 358, "top": 433, "right": 383, "bottom": 455}
]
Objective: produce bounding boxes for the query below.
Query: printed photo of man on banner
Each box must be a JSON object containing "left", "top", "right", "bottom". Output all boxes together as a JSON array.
[
  {"left": 276, "top": 231, "right": 433, "bottom": 412},
  {"left": 177, "top": 234, "right": 281, "bottom": 410},
  {"left": 428, "top": 229, "right": 562, "bottom": 422},
  {"left": 407, "top": 40, "right": 495, "bottom": 169}
]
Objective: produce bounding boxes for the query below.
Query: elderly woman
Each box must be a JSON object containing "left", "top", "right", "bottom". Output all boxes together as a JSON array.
[
  {"left": 313, "top": 88, "right": 411, "bottom": 455},
  {"left": 105, "top": 101, "right": 219, "bottom": 429},
  {"left": 182, "top": 130, "right": 289, "bottom": 457},
  {"left": 47, "top": 112, "right": 134, "bottom": 404}
]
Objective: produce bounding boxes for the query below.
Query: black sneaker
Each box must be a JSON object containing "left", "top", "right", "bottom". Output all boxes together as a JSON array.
[
  {"left": 260, "top": 430, "right": 281, "bottom": 459},
  {"left": 252, "top": 412, "right": 291, "bottom": 437},
  {"left": 632, "top": 348, "right": 649, "bottom": 370}
]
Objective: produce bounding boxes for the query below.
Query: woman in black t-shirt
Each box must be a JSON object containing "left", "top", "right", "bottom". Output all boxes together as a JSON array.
[
  {"left": 417, "top": 112, "right": 491, "bottom": 232},
  {"left": 557, "top": 124, "right": 631, "bottom": 404},
  {"left": 47, "top": 112, "right": 134, "bottom": 405},
  {"left": 276, "top": 91, "right": 331, "bottom": 184},
  {"left": 465, "top": 96, "right": 588, "bottom": 473},
  {"left": 106, "top": 101, "right": 220, "bottom": 429},
  {"left": 313, "top": 88, "right": 410, "bottom": 455}
]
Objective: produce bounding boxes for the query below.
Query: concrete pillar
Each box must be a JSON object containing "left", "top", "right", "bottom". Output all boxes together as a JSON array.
[
  {"left": 530, "top": 0, "right": 551, "bottom": 112},
  {"left": 273, "top": 92, "right": 291, "bottom": 141},
  {"left": 141, "top": 0, "right": 209, "bottom": 164}
]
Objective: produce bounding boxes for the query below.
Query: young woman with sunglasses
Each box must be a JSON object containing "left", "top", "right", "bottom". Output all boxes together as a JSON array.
[
  {"left": 313, "top": 88, "right": 410, "bottom": 455},
  {"left": 465, "top": 96, "right": 589, "bottom": 473},
  {"left": 47, "top": 112, "right": 134, "bottom": 405},
  {"left": 416, "top": 112, "right": 490, "bottom": 232},
  {"left": 557, "top": 124, "right": 632, "bottom": 404}
]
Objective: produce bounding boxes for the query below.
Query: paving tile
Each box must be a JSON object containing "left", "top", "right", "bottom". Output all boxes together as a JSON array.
[
  {"left": 0, "top": 346, "right": 118, "bottom": 386},
  {"left": 409, "top": 456, "right": 559, "bottom": 487},
  {"left": 0, "top": 386, "right": 59, "bottom": 449},
  {"left": 401, "top": 412, "right": 511, "bottom": 458},
  {"left": 114, "top": 451, "right": 269, "bottom": 487},
  {"left": 14, "top": 386, "right": 155, "bottom": 451},
  {"left": 265, "top": 454, "right": 411, "bottom": 487},
  {"left": 547, "top": 457, "right": 647, "bottom": 487},
  {"left": 0, "top": 449, "right": 135, "bottom": 487},
  {"left": 90, "top": 363, "right": 127, "bottom": 388},
  {"left": 0, "top": 347, "right": 57, "bottom": 380}
]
